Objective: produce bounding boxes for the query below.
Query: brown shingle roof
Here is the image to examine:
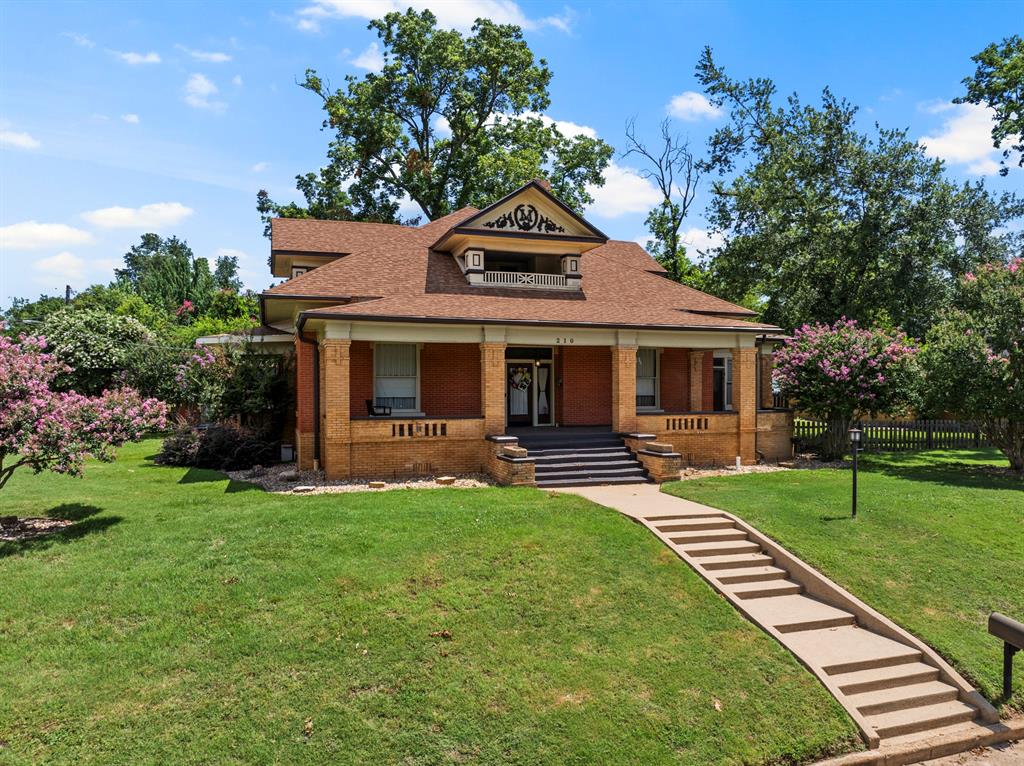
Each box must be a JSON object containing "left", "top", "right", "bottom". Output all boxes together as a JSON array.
[{"left": 264, "top": 209, "right": 776, "bottom": 333}]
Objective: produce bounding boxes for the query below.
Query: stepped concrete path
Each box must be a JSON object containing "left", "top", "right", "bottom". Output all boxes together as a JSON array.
[{"left": 558, "top": 483, "right": 1022, "bottom": 764}]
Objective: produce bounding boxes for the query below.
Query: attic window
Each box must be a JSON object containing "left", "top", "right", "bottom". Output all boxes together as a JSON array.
[{"left": 291, "top": 266, "right": 312, "bottom": 279}]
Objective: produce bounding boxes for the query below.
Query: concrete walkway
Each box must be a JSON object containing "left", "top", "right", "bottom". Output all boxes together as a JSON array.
[{"left": 559, "top": 483, "right": 1020, "bottom": 764}]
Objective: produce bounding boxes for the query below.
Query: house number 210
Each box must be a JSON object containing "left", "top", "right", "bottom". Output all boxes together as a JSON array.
[{"left": 554, "top": 337, "right": 575, "bottom": 344}]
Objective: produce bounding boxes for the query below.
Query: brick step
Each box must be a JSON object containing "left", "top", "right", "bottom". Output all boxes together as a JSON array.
[
  {"left": 699, "top": 552, "right": 776, "bottom": 570},
  {"left": 832, "top": 662, "right": 941, "bottom": 695},
  {"left": 847, "top": 680, "right": 960, "bottom": 716},
  {"left": 534, "top": 467, "right": 648, "bottom": 481},
  {"left": 532, "top": 451, "right": 633, "bottom": 464},
  {"left": 867, "top": 700, "right": 977, "bottom": 739},
  {"left": 535, "top": 476, "right": 652, "bottom": 488},
  {"left": 729, "top": 580, "right": 803, "bottom": 599},
  {"left": 653, "top": 518, "right": 736, "bottom": 533},
  {"left": 534, "top": 459, "right": 643, "bottom": 473},
  {"left": 680, "top": 540, "right": 762, "bottom": 558},
  {"left": 527, "top": 445, "right": 631, "bottom": 456},
  {"left": 711, "top": 565, "right": 789, "bottom": 584},
  {"left": 668, "top": 529, "right": 749, "bottom": 545}
]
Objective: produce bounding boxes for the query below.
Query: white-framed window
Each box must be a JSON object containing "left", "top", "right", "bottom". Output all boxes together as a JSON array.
[
  {"left": 712, "top": 351, "right": 733, "bottom": 411},
  {"left": 291, "top": 266, "right": 311, "bottom": 279},
  {"left": 636, "top": 347, "right": 659, "bottom": 409},
  {"left": 374, "top": 343, "right": 419, "bottom": 413}
]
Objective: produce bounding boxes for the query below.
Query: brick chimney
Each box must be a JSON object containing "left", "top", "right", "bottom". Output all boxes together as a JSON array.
[{"left": 533, "top": 177, "right": 552, "bottom": 191}]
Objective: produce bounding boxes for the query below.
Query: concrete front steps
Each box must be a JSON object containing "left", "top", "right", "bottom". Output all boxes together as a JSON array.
[
  {"left": 640, "top": 508, "right": 1005, "bottom": 754},
  {"left": 556, "top": 484, "right": 1016, "bottom": 764},
  {"left": 516, "top": 431, "right": 650, "bottom": 488}
]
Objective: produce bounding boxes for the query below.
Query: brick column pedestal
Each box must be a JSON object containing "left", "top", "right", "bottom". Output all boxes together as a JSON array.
[
  {"left": 734, "top": 347, "right": 758, "bottom": 465},
  {"left": 480, "top": 342, "right": 507, "bottom": 436},
  {"left": 611, "top": 344, "right": 637, "bottom": 433},
  {"left": 320, "top": 338, "right": 351, "bottom": 479}
]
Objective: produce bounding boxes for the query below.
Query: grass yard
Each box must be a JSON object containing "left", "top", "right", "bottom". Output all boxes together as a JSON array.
[
  {"left": 664, "top": 449, "right": 1024, "bottom": 713},
  {"left": 0, "top": 440, "right": 858, "bottom": 766}
]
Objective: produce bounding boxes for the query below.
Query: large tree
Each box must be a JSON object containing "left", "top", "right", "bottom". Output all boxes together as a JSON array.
[
  {"left": 258, "top": 9, "right": 612, "bottom": 229},
  {"left": 116, "top": 234, "right": 224, "bottom": 315},
  {"left": 695, "top": 47, "right": 1022, "bottom": 336},
  {"left": 921, "top": 259, "right": 1024, "bottom": 472},
  {"left": 623, "top": 118, "right": 706, "bottom": 286},
  {"left": 956, "top": 34, "right": 1023, "bottom": 177}
]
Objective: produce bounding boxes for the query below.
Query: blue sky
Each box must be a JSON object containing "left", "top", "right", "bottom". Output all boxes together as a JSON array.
[{"left": 1, "top": 0, "right": 1020, "bottom": 307}]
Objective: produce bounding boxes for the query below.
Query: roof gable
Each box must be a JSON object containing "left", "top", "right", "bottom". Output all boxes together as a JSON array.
[{"left": 431, "top": 181, "right": 607, "bottom": 251}]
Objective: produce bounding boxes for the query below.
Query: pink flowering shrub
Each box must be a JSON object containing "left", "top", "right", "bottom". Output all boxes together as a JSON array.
[
  {"left": 922, "top": 258, "right": 1024, "bottom": 472},
  {"left": 774, "top": 319, "right": 919, "bottom": 458},
  {"left": 0, "top": 333, "right": 168, "bottom": 489}
]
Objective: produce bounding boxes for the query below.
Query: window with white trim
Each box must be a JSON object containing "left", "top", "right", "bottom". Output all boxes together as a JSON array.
[
  {"left": 636, "top": 347, "right": 659, "bottom": 409},
  {"left": 712, "top": 351, "right": 733, "bottom": 411},
  {"left": 374, "top": 343, "right": 419, "bottom": 413}
]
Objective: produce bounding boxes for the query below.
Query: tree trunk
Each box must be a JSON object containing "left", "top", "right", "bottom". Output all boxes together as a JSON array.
[
  {"left": 820, "top": 416, "right": 854, "bottom": 461},
  {"left": 985, "top": 418, "right": 1024, "bottom": 474}
]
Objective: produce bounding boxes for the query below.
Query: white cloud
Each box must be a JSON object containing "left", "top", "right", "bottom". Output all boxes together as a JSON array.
[
  {"left": 351, "top": 41, "right": 385, "bottom": 71},
  {"left": 585, "top": 162, "right": 663, "bottom": 218},
  {"left": 183, "top": 73, "right": 226, "bottom": 111},
  {"left": 108, "top": 49, "right": 161, "bottom": 65},
  {"left": 681, "top": 227, "right": 724, "bottom": 257},
  {"left": 63, "top": 32, "right": 95, "bottom": 48},
  {"left": 81, "top": 202, "right": 194, "bottom": 229},
  {"left": 34, "top": 251, "right": 88, "bottom": 284},
  {"left": 0, "top": 126, "right": 41, "bottom": 150},
  {"left": 250, "top": 161, "right": 269, "bottom": 172},
  {"left": 518, "top": 111, "right": 597, "bottom": 139},
  {"left": 295, "top": 0, "right": 572, "bottom": 33},
  {"left": 666, "top": 91, "right": 722, "bottom": 122},
  {"left": 121, "top": 113, "right": 140, "bottom": 124},
  {"left": 919, "top": 101, "right": 1010, "bottom": 176},
  {"left": 232, "top": 74, "right": 243, "bottom": 87},
  {"left": 0, "top": 221, "right": 94, "bottom": 250},
  {"left": 175, "top": 44, "right": 232, "bottom": 63}
]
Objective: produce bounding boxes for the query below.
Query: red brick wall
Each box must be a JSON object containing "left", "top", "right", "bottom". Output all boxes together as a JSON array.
[
  {"left": 702, "top": 352, "right": 714, "bottom": 411},
  {"left": 421, "top": 343, "right": 481, "bottom": 417},
  {"left": 558, "top": 345, "right": 612, "bottom": 426},
  {"left": 295, "top": 333, "right": 317, "bottom": 433},
  {"left": 349, "top": 341, "right": 374, "bottom": 417},
  {"left": 659, "top": 348, "right": 690, "bottom": 412}
]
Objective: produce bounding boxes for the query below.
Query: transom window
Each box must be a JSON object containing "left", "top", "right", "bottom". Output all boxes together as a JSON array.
[
  {"left": 374, "top": 343, "right": 419, "bottom": 413},
  {"left": 636, "top": 347, "right": 659, "bottom": 409}
]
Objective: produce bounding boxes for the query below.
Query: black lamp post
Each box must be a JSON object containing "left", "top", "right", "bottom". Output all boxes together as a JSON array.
[{"left": 849, "top": 427, "right": 862, "bottom": 518}]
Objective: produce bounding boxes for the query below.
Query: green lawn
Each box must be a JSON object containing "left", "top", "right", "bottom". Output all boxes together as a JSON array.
[
  {"left": 664, "top": 449, "right": 1024, "bottom": 714},
  {"left": 0, "top": 440, "right": 857, "bottom": 766}
]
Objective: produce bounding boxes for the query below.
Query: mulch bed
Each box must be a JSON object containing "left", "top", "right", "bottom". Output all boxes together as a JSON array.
[{"left": 0, "top": 515, "right": 75, "bottom": 542}]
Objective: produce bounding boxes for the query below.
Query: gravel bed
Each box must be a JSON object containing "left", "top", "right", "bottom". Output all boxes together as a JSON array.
[{"left": 227, "top": 463, "right": 493, "bottom": 494}]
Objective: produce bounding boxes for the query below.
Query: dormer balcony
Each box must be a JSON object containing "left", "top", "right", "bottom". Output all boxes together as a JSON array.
[
  {"left": 481, "top": 270, "right": 569, "bottom": 289},
  {"left": 458, "top": 249, "right": 583, "bottom": 291}
]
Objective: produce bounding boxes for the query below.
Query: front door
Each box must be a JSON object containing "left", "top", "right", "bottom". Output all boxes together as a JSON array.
[{"left": 506, "top": 362, "right": 534, "bottom": 426}]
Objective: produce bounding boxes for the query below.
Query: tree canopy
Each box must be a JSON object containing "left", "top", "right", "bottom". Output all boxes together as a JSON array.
[
  {"left": 258, "top": 8, "right": 612, "bottom": 230},
  {"left": 956, "top": 34, "right": 1024, "bottom": 176},
  {"left": 695, "top": 47, "right": 1022, "bottom": 337}
]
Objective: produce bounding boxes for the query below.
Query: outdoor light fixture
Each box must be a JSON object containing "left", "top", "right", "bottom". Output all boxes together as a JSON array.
[{"left": 849, "top": 427, "right": 862, "bottom": 518}]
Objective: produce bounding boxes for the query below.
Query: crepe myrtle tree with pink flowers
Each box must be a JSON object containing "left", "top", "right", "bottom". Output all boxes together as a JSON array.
[
  {"left": 0, "top": 333, "right": 168, "bottom": 490},
  {"left": 921, "top": 258, "right": 1024, "bottom": 472},
  {"left": 773, "top": 319, "right": 920, "bottom": 459}
]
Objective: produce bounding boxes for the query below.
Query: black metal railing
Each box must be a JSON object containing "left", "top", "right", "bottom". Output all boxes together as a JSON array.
[{"left": 793, "top": 418, "right": 990, "bottom": 452}]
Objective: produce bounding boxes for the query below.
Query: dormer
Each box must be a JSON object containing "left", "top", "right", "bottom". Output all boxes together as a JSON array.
[{"left": 431, "top": 180, "right": 607, "bottom": 291}]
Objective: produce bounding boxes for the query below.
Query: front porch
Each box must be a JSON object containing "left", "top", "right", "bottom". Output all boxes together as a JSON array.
[{"left": 293, "top": 322, "right": 793, "bottom": 483}]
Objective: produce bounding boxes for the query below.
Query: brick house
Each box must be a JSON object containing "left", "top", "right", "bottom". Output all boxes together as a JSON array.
[{"left": 259, "top": 180, "right": 792, "bottom": 486}]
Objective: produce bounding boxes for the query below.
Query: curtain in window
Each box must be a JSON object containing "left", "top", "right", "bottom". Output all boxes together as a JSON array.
[
  {"left": 375, "top": 343, "right": 417, "bottom": 410},
  {"left": 636, "top": 348, "right": 658, "bottom": 408}
]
